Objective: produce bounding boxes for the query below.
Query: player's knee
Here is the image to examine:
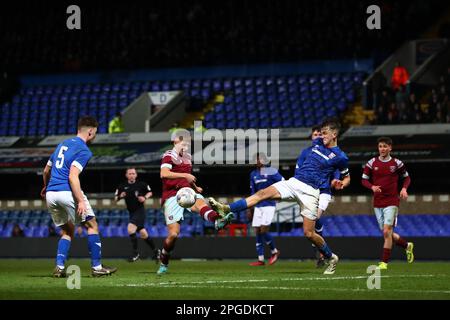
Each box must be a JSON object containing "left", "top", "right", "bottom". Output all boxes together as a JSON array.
[
  {"left": 304, "top": 229, "right": 315, "bottom": 239},
  {"left": 382, "top": 229, "right": 392, "bottom": 238},
  {"left": 168, "top": 231, "right": 179, "bottom": 240}
]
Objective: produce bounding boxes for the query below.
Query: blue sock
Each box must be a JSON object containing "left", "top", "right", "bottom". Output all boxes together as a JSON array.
[
  {"left": 318, "top": 242, "right": 333, "bottom": 259},
  {"left": 315, "top": 218, "right": 324, "bottom": 237},
  {"left": 256, "top": 234, "right": 264, "bottom": 259},
  {"left": 88, "top": 234, "right": 102, "bottom": 268},
  {"left": 56, "top": 238, "right": 71, "bottom": 268},
  {"left": 263, "top": 232, "right": 276, "bottom": 251},
  {"left": 229, "top": 199, "right": 248, "bottom": 213}
]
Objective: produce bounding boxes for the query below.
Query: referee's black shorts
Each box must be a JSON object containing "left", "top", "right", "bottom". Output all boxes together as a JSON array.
[{"left": 129, "top": 207, "right": 146, "bottom": 231}]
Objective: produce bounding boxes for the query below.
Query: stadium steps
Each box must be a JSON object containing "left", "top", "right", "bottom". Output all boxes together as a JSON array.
[{"left": 179, "top": 93, "right": 223, "bottom": 129}]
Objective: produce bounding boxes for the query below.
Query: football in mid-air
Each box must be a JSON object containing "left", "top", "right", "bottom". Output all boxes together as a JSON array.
[{"left": 176, "top": 187, "right": 196, "bottom": 208}]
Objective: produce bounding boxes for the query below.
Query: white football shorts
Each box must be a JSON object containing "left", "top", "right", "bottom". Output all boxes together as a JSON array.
[
  {"left": 46, "top": 191, "right": 95, "bottom": 227},
  {"left": 252, "top": 206, "right": 276, "bottom": 227},
  {"left": 272, "top": 177, "right": 320, "bottom": 221}
]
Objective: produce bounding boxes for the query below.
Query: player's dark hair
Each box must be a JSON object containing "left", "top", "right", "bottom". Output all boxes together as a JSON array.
[
  {"left": 311, "top": 125, "right": 321, "bottom": 133},
  {"left": 77, "top": 116, "right": 99, "bottom": 130},
  {"left": 320, "top": 118, "right": 341, "bottom": 134},
  {"left": 126, "top": 167, "right": 136, "bottom": 172},
  {"left": 377, "top": 137, "right": 393, "bottom": 146}
]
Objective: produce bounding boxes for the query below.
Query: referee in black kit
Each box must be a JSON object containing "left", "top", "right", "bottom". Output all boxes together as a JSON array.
[{"left": 115, "top": 168, "right": 160, "bottom": 262}]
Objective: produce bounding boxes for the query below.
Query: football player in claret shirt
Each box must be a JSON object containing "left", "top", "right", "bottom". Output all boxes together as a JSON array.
[
  {"left": 157, "top": 130, "right": 234, "bottom": 275},
  {"left": 362, "top": 137, "right": 414, "bottom": 270}
]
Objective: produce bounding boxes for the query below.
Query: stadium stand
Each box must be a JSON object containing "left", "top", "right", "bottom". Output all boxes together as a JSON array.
[
  {"left": 1, "top": 209, "right": 449, "bottom": 238},
  {"left": 203, "top": 72, "right": 364, "bottom": 129},
  {"left": 0, "top": 71, "right": 365, "bottom": 136},
  {"left": 371, "top": 67, "right": 450, "bottom": 125}
]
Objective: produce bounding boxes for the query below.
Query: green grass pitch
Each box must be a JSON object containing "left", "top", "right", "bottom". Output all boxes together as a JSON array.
[{"left": 0, "top": 259, "right": 449, "bottom": 300}]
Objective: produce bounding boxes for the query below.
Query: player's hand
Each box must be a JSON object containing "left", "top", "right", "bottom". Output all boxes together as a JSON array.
[
  {"left": 194, "top": 186, "right": 203, "bottom": 194},
  {"left": 331, "top": 179, "right": 344, "bottom": 190},
  {"left": 400, "top": 188, "right": 408, "bottom": 200},
  {"left": 76, "top": 201, "right": 87, "bottom": 217},
  {"left": 120, "top": 192, "right": 127, "bottom": 199},
  {"left": 184, "top": 174, "right": 197, "bottom": 184},
  {"left": 40, "top": 186, "right": 46, "bottom": 200},
  {"left": 371, "top": 185, "right": 382, "bottom": 193},
  {"left": 137, "top": 196, "right": 146, "bottom": 203}
]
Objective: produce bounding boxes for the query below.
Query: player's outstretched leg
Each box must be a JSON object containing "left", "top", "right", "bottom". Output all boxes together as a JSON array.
[
  {"left": 157, "top": 223, "right": 179, "bottom": 275},
  {"left": 53, "top": 223, "right": 75, "bottom": 278},
  {"left": 209, "top": 186, "right": 281, "bottom": 217},
  {"left": 193, "top": 198, "right": 234, "bottom": 230},
  {"left": 84, "top": 218, "right": 117, "bottom": 277},
  {"left": 393, "top": 232, "right": 414, "bottom": 263},
  {"left": 303, "top": 217, "right": 338, "bottom": 275}
]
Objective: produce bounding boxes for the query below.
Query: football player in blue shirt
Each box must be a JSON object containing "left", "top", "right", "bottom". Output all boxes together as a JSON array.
[
  {"left": 248, "top": 153, "right": 284, "bottom": 266},
  {"left": 297, "top": 125, "right": 341, "bottom": 267},
  {"left": 210, "top": 119, "right": 350, "bottom": 274},
  {"left": 41, "top": 116, "right": 117, "bottom": 278}
]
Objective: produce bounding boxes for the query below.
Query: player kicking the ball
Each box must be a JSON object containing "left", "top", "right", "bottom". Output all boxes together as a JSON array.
[
  {"left": 362, "top": 137, "right": 414, "bottom": 270},
  {"left": 210, "top": 119, "right": 350, "bottom": 275},
  {"left": 41, "top": 116, "right": 117, "bottom": 278},
  {"left": 157, "top": 129, "right": 234, "bottom": 275}
]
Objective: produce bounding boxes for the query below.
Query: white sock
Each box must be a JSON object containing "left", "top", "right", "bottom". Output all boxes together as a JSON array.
[
  {"left": 258, "top": 255, "right": 264, "bottom": 262},
  {"left": 92, "top": 264, "right": 102, "bottom": 270}
]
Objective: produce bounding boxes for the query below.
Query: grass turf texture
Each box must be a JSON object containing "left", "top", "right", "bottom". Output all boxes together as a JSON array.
[{"left": 0, "top": 259, "right": 449, "bottom": 299}]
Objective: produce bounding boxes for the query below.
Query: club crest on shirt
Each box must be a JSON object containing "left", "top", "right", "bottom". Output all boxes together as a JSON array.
[
  {"left": 390, "top": 166, "right": 396, "bottom": 173},
  {"left": 374, "top": 167, "right": 379, "bottom": 171},
  {"left": 328, "top": 152, "right": 336, "bottom": 159},
  {"left": 169, "top": 215, "right": 173, "bottom": 220}
]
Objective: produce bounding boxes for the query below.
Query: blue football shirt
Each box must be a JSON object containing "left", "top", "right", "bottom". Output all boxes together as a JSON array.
[
  {"left": 296, "top": 145, "right": 342, "bottom": 195},
  {"left": 46, "top": 137, "right": 93, "bottom": 192},
  {"left": 294, "top": 138, "right": 349, "bottom": 191}
]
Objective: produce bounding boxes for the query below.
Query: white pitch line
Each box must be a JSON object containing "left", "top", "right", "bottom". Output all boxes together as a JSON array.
[{"left": 117, "top": 274, "right": 438, "bottom": 288}]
